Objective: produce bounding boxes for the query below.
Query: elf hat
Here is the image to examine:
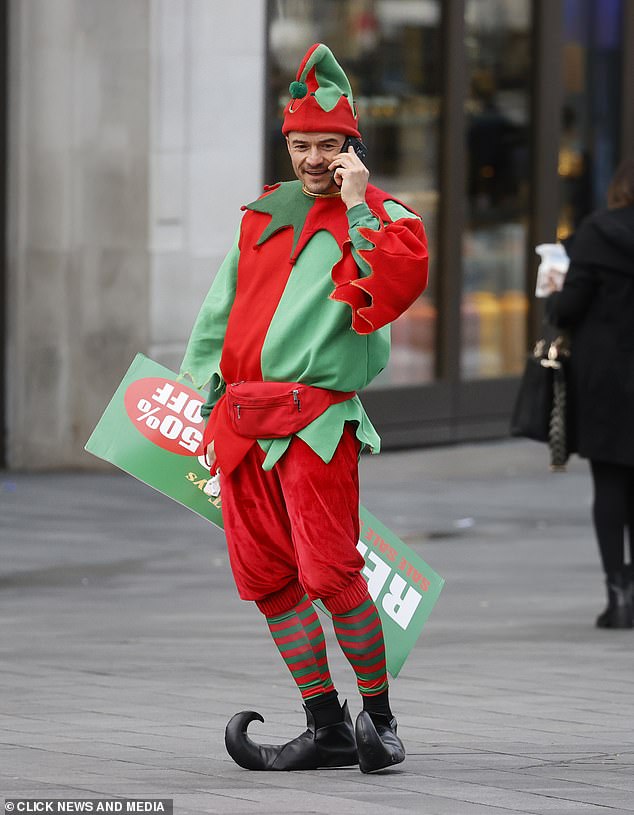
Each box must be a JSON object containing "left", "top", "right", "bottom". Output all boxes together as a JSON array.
[{"left": 282, "top": 43, "right": 361, "bottom": 137}]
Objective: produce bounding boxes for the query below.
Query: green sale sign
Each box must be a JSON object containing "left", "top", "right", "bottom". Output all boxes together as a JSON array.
[{"left": 85, "top": 354, "right": 444, "bottom": 677}]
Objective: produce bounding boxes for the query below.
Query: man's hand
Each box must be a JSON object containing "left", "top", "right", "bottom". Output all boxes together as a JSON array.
[
  {"left": 204, "top": 440, "right": 216, "bottom": 470},
  {"left": 329, "top": 145, "right": 369, "bottom": 210}
]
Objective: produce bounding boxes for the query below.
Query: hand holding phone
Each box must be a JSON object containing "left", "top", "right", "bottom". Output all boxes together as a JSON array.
[
  {"left": 330, "top": 136, "right": 370, "bottom": 209},
  {"left": 341, "top": 136, "right": 368, "bottom": 163}
]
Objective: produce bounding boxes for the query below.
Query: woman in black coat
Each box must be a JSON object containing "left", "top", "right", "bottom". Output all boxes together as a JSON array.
[{"left": 546, "top": 157, "right": 634, "bottom": 629}]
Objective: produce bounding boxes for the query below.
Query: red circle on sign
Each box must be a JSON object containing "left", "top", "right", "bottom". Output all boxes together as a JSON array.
[{"left": 124, "top": 377, "right": 205, "bottom": 456}]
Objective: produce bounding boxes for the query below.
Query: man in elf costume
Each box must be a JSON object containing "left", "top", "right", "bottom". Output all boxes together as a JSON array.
[{"left": 180, "top": 43, "right": 428, "bottom": 773}]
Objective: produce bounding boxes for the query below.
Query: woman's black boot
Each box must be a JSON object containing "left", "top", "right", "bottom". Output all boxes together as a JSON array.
[
  {"left": 224, "top": 700, "right": 358, "bottom": 770},
  {"left": 596, "top": 569, "right": 633, "bottom": 629},
  {"left": 627, "top": 563, "right": 634, "bottom": 625}
]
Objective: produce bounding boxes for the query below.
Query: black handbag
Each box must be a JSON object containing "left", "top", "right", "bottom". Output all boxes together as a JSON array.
[{"left": 510, "top": 336, "right": 575, "bottom": 470}]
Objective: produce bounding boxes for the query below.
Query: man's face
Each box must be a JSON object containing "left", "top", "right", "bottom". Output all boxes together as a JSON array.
[{"left": 286, "top": 131, "right": 346, "bottom": 195}]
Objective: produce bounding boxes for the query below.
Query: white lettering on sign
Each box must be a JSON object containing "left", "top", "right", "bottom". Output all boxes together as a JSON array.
[
  {"left": 358, "top": 543, "right": 391, "bottom": 599},
  {"left": 381, "top": 574, "right": 422, "bottom": 630},
  {"left": 151, "top": 384, "right": 204, "bottom": 425},
  {"left": 136, "top": 399, "right": 203, "bottom": 452},
  {"left": 357, "top": 540, "right": 423, "bottom": 631},
  {"left": 151, "top": 382, "right": 195, "bottom": 415},
  {"left": 125, "top": 377, "right": 206, "bottom": 456}
]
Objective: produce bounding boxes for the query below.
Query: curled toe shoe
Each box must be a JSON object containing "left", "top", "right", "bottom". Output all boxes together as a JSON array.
[
  {"left": 224, "top": 700, "right": 358, "bottom": 771},
  {"left": 355, "top": 710, "right": 405, "bottom": 773}
]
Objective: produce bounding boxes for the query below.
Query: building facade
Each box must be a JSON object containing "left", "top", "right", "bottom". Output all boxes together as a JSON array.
[{"left": 2, "top": 0, "right": 633, "bottom": 468}]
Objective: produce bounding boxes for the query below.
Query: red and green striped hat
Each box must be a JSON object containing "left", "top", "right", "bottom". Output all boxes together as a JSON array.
[{"left": 282, "top": 43, "right": 361, "bottom": 137}]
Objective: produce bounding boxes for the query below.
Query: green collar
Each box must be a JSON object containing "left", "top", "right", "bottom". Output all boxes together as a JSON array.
[{"left": 245, "top": 181, "right": 313, "bottom": 258}]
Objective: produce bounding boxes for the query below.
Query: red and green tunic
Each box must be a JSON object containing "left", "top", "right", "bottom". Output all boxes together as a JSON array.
[{"left": 180, "top": 179, "right": 428, "bottom": 471}]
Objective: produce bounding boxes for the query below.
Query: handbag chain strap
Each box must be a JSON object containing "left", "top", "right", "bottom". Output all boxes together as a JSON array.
[{"left": 534, "top": 336, "right": 570, "bottom": 370}]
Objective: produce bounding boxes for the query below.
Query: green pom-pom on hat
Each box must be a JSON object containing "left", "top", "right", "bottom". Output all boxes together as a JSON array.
[{"left": 289, "top": 81, "right": 308, "bottom": 99}]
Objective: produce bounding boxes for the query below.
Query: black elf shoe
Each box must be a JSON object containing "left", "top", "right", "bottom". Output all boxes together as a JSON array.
[
  {"left": 224, "top": 700, "right": 358, "bottom": 770},
  {"left": 355, "top": 710, "right": 405, "bottom": 773}
]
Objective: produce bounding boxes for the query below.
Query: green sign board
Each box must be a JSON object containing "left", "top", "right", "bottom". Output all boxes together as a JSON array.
[{"left": 86, "top": 354, "right": 444, "bottom": 676}]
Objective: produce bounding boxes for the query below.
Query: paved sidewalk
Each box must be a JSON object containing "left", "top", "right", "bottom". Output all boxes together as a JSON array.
[{"left": 1, "top": 439, "right": 633, "bottom": 814}]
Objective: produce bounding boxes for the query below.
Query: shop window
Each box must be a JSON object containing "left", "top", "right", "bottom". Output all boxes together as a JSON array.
[
  {"left": 267, "top": 0, "right": 442, "bottom": 387},
  {"left": 558, "top": 0, "right": 623, "bottom": 240},
  {"left": 460, "top": 0, "right": 532, "bottom": 380}
]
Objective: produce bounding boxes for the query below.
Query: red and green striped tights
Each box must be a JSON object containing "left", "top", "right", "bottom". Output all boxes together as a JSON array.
[{"left": 265, "top": 593, "right": 392, "bottom": 725}]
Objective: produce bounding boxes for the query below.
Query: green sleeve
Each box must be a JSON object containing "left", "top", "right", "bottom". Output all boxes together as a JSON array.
[
  {"left": 346, "top": 200, "right": 421, "bottom": 276},
  {"left": 179, "top": 227, "right": 240, "bottom": 413},
  {"left": 346, "top": 202, "right": 379, "bottom": 277}
]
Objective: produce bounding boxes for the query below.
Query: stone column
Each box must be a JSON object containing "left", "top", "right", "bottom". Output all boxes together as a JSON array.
[
  {"left": 6, "top": 0, "right": 266, "bottom": 469},
  {"left": 148, "top": 0, "right": 266, "bottom": 372},
  {"left": 6, "top": 0, "right": 151, "bottom": 468}
]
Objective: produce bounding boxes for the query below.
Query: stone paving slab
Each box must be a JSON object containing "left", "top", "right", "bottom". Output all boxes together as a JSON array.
[{"left": 1, "top": 439, "right": 634, "bottom": 814}]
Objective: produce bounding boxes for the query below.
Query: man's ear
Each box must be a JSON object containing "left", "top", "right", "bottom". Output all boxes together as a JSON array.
[{"left": 285, "top": 137, "right": 291, "bottom": 155}]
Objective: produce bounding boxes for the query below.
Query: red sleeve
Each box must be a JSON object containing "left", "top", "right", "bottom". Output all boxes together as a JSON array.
[{"left": 330, "top": 217, "right": 429, "bottom": 335}]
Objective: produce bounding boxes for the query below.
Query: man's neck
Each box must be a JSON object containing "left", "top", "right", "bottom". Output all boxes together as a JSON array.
[{"left": 301, "top": 185, "right": 342, "bottom": 199}]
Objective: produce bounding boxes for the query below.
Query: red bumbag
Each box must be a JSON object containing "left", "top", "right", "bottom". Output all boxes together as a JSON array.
[{"left": 225, "top": 381, "right": 355, "bottom": 439}]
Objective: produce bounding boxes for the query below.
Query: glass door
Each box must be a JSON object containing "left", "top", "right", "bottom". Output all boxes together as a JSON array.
[
  {"left": 267, "top": 0, "right": 443, "bottom": 387},
  {"left": 558, "top": 0, "right": 623, "bottom": 239},
  {"left": 460, "top": 0, "right": 533, "bottom": 380}
]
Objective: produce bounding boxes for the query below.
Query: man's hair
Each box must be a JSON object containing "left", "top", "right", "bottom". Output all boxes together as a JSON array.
[{"left": 607, "top": 157, "right": 634, "bottom": 208}]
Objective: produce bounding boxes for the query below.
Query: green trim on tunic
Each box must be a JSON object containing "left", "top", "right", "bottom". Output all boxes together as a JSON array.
[
  {"left": 259, "top": 228, "right": 390, "bottom": 392},
  {"left": 179, "top": 227, "right": 240, "bottom": 397},
  {"left": 246, "top": 183, "right": 314, "bottom": 255},
  {"left": 258, "top": 396, "right": 380, "bottom": 470}
]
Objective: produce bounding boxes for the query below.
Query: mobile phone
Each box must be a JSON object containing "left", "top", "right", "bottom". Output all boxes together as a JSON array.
[{"left": 342, "top": 136, "right": 368, "bottom": 162}]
